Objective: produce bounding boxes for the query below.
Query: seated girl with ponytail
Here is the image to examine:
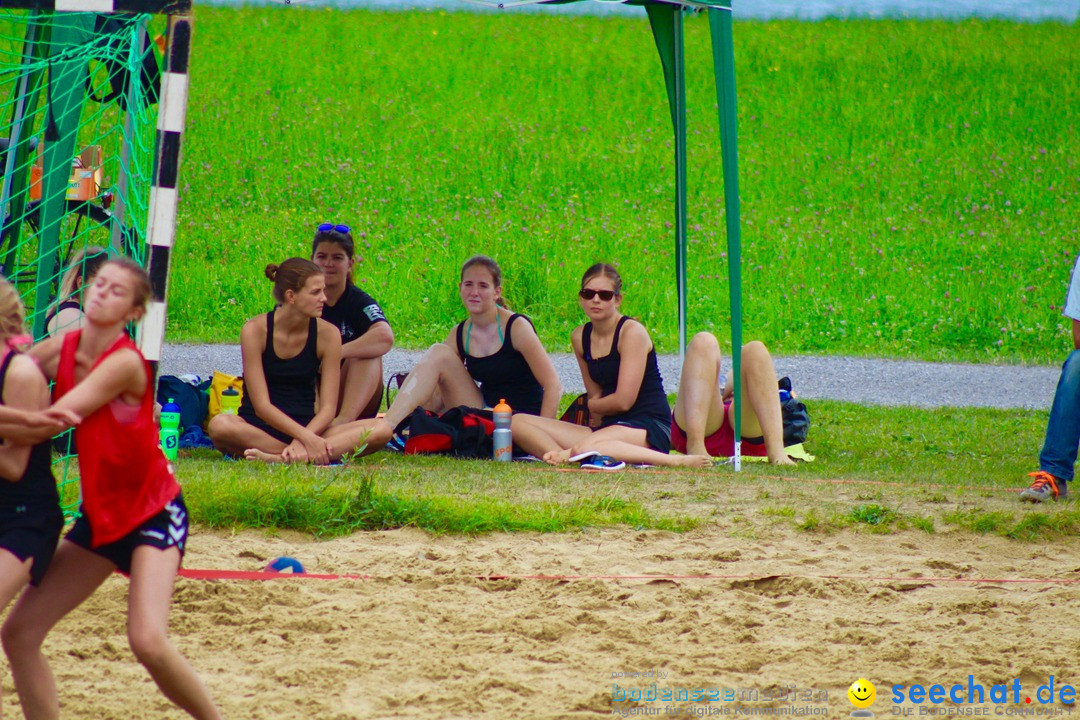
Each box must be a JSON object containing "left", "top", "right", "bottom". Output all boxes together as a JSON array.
[{"left": 207, "top": 258, "right": 391, "bottom": 464}]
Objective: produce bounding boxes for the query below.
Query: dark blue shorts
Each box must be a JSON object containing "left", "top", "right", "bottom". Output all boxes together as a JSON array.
[
  {"left": 0, "top": 506, "right": 65, "bottom": 586},
  {"left": 66, "top": 493, "right": 188, "bottom": 575}
]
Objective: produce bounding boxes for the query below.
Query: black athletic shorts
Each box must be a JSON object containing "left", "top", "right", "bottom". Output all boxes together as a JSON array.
[
  {"left": 66, "top": 493, "right": 188, "bottom": 575},
  {"left": 0, "top": 506, "right": 64, "bottom": 586},
  {"left": 609, "top": 415, "right": 672, "bottom": 454}
]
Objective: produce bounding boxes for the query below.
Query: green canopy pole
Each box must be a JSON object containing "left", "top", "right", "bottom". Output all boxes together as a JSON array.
[
  {"left": 645, "top": 3, "right": 689, "bottom": 360},
  {"left": 709, "top": 0, "right": 744, "bottom": 470}
]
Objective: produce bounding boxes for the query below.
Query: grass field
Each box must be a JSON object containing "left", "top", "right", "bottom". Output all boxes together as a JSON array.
[
  {"left": 169, "top": 8, "right": 1079, "bottom": 363},
  {"left": 168, "top": 399, "right": 1078, "bottom": 543}
]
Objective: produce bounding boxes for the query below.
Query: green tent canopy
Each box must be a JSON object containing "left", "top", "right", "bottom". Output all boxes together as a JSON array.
[{"left": 468, "top": 0, "right": 748, "bottom": 468}]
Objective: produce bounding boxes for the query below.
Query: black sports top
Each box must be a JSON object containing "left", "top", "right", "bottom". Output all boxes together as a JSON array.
[
  {"left": 582, "top": 316, "right": 670, "bottom": 428},
  {"left": 0, "top": 351, "right": 59, "bottom": 513},
  {"left": 43, "top": 300, "right": 81, "bottom": 338},
  {"left": 454, "top": 313, "right": 544, "bottom": 415},
  {"left": 238, "top": 312, "right": 319, "bottom": 423},
  {"left": 321, "top": 283, "right": 389, "bottom": 344}
]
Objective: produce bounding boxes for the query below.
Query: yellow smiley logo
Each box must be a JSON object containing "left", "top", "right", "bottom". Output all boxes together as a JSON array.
[{"left": 848, "top": 678, "right": 877, "bottom": 709}]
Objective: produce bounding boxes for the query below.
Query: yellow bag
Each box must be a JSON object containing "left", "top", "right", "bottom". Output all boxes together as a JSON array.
[{"left": 206, "top": 370, "right": 244, "bottom": 425}]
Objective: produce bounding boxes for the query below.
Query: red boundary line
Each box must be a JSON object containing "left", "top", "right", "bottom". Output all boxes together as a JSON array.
[{"left": 177, "top": 568, "right": 1080, "bottom": 584}]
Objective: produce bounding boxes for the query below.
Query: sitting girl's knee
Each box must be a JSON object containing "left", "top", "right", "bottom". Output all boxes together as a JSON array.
[{"left": 689, "top": 332, "right": 720, "bottom": 353}]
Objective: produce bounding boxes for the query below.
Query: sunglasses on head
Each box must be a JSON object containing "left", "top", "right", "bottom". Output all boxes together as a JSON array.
[
  {"left": 317, "top": 223, "right": 351, "bottom": 234},
  {"left": 579, "top": 289, "right": 616, "bottom": 301}
]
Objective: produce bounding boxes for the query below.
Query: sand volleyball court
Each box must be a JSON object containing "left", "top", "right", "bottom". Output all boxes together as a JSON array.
[{"left": 5, "top": 522, "right": 1076, "bottom": 719}]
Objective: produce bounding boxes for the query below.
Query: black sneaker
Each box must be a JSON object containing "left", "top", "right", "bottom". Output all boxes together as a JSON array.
[{"left": 1019, "top": 471, "right": 1068, "bottom": 503}]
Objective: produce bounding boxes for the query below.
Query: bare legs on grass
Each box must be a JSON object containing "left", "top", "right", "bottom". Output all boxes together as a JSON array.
[
  {"left": 332, "top": 356, "right": 383, "bottom": 426},
  {"left": 672, "top": 333, "right": 795, "bottom": 465},
  {"left": 381, "top": 343, "right": 485, "bottom": 431},
  {"left": 241, "top": 418, "right": 393, "bottom": 463},
  {"left": 511, "top": 415, "right": 712, "bottom": 468}
]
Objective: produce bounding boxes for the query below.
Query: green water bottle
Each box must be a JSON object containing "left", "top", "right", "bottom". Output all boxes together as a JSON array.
[
  {"left": 220, "top": 386, "right": 241, "bottom": 415},
  {"left": 159, "top": 398, "right": 181, "bottom": 462}
]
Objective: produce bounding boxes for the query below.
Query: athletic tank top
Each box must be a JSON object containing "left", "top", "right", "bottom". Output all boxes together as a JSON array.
[
  {"left": 43, "top": 299, "right": 81, "bottom": 337},
  {"left": 55, "top": 331, "right": 180, "bottom": 547},
  {"left": 582, "top": 316, "right": 670, "bottom": 426},
  {"left": 0, "top": 350, "right": 59, "bottom": 514},
  {"left": 238, "top": 312, "right": 319, "bottom": 422},
  {"left": 454, "top": 313, "right": 543, "bottom": 415}
]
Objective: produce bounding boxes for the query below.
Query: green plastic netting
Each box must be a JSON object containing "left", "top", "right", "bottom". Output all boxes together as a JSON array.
[{"left": 0, "top": 10, "right": 162, "bottom": 512}]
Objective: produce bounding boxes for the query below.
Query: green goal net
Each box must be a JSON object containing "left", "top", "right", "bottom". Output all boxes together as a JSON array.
[{"left": 0, "top": 9, "right": 163, "bottom": 511}]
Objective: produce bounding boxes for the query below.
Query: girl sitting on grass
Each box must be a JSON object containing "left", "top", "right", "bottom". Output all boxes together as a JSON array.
[
  {"left": 311, "top": 223, "right": 394, "bottom": 426},
  {"left": 207, "top": 257, "right": 390, "bottom": 464},
  {"left": 379, "top": 254, "right": 562, "bottom": 440},
  {"left": 511, "top": 263, "right": 711, "bottom": 469},
  {"left": 0, "top": 258, "right": 223, "bottom": 720}
]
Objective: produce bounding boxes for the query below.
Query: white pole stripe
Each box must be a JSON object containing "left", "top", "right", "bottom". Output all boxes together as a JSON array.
[
  {"left": 158, "top": 72, "right": 188, "bottom": 133},
  {"left": 56, "top": 0, "right": 114, "bottom": 10},
  {"left": 139, "top": 301, "right": 167, "bottom": 362},
  {"left": 146, "top": 186, "right": 178, "bottom": 248}
]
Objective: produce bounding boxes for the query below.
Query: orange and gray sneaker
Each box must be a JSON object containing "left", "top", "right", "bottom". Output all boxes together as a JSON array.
[{"left": 1019, "top": 471, "right": 1068, "bottom": 503}]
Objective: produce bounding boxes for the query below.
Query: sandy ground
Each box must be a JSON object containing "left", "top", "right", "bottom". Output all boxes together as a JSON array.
[{"left": 3, "top": 524, "right": 1077, "bottom": 719}]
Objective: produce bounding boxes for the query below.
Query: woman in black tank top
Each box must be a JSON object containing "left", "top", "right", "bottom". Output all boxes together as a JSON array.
[
  {"left": 0, "top": 276, "right": 65, "bottom": 622},
  {"left": 511, "top": 264, "right": 712, "bottom": 469},
  {"left": 207, "top": 258, "right": 391, "bottom": 464},
  {"left": 379, "top": 255, "right": 562, "bottom": 438}
]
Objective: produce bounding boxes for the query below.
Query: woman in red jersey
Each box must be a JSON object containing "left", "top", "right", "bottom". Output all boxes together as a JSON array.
[{"left": 1, "top": 259, "right": 221, "bottom": 720}]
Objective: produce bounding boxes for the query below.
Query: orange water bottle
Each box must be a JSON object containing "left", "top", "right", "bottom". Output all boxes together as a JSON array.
[{"left": 493, "top": 398, "right": 512, "bottom": 462}]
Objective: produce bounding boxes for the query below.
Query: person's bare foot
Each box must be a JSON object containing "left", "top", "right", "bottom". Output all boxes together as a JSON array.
[
  {"left": 543, "top": 449, "right": 572, "bottom": 465},
  {"left": 244, "top": 448, "right": 284, "bottom": 463},
  {"left": 770, "top": 455, "right": 797, "bottom": 467},
  {"left": 686, "top": 442, "right": 710, "bottom": 457},
  {"left": 671, "top": 454, "right": 713, "bottom": 469}
]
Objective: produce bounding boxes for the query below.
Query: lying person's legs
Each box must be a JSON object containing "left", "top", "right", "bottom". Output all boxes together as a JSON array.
[
  {"left": 671, "top": 332, "right": 728, "bottom": 456},
  {"left": 672, "top": 333, "right": 794, "bottom": 465},
  {"left": 737, "top": 341, "right": 795, "bottom": 466},
  {"left": 383, "top": 343, "right": 484, "bottom": 430}
]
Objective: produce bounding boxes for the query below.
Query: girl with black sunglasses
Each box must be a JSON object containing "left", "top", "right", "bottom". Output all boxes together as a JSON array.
[{"left": 511, "top": 263, "right": 712, "bottom": 469}]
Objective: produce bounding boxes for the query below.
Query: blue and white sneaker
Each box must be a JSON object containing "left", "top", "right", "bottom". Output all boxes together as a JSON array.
[
  {"left": 579, "top": 455, "right": 626, "bottom": 471},
  {"left": 385, "top": 433, "right": 407, "bottom": 453}
]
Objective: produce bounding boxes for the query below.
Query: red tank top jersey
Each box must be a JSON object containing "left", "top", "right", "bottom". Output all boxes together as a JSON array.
[{"left": 54, "top": 331, "right": 180, "bottom": 547}]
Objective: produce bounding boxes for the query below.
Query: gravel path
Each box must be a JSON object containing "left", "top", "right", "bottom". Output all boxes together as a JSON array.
[{"left": 159, "top": 344, "right": 1062, "bottom": 411}]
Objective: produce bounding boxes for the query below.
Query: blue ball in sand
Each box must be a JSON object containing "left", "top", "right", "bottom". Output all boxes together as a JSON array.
[{"left": 266, "top": 556, "right": 305, "bottom": 574}]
